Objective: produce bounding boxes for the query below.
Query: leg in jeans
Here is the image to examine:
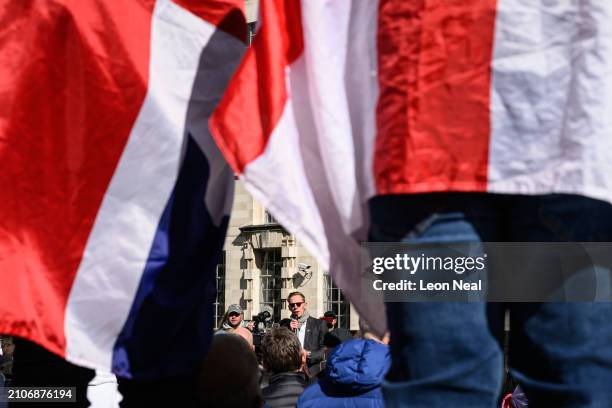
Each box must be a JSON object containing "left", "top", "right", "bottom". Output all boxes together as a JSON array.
[
  {"left": 371, "top": 193, "right": 612, "bottom": 407},
  {"left": 507, "top": 195, "right": 612, "bottom": 407},
  {"left": 369, "top": 194, "right": 504, "bottom": 408}
]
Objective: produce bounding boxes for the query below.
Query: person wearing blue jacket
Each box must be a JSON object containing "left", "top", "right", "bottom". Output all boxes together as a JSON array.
[{"left": 297, "top": 337, "right": 390, "bottom": 408}]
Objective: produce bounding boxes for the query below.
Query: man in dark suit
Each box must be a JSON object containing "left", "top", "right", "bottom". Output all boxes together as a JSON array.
[
  {"left": 322, "top": 311, "right": 352, "bottom": 348},
  {"left": 287, "top": 291, "right": 327, "bottom": 375}
]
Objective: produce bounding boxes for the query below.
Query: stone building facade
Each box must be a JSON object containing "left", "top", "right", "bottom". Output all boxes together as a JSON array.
[{"left": 215, "top": 180, "right": 358, "bottom": 330}]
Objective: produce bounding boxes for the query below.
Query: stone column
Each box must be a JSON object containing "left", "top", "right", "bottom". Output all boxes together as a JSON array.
[
  {"left": 280, "top": 235, "right": 297, "bottom": 319},
  {"left": 241, "top": 241, "right": 258, "bottom": 320}
]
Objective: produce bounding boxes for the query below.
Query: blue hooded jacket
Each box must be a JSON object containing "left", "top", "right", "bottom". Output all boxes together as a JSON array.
[{"left": 297, "top": 339, "right": 391, "bottom": 408}]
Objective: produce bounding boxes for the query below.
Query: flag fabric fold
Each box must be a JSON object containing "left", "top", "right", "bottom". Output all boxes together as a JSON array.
[
  {"left": 0, "top": 0, "right": 245, "bottom": 379},
  {"left": 210, "top": 0, "right": 387, "bottom": 335},
  {"left": 211, "top": 0, "right": 612, "bottom": 334}
]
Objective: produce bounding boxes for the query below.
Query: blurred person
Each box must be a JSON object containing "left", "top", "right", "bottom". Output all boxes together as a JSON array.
[
  {"left": 297, "top": 320, "right": 390, "bottom": 408},
  {"left": 0, "top": 335, "right": 14, "bottom": 355},
  {"left": 261, "top": 328, "right": 308, "bottom": 408},
  {"left": 0, "top": 336, "right": 14, "bottom": 378},
  {"left": 321, "top": 311, "right": 351, "bottom": 349},
  {"left": 0, "top": 373, "right": 5, "bottom": 408},
  {"left": 121, "top": 317, "right": 257, "bottom": 407},
  {"left": 279, "top": 318, "right": 292, "bottom": 330},
  {"left": 371, "top": 193, "right": 612, "bottom": 407},
  {"left": 357, "top": 318, "right": 390, "bottom": 345},
  {"left": 287, "top": 292, "right": 327, "bottom": 375},
  {"left": 0, "top": 373, "right": 8, "bottom": 408},
  {"left": 234, "top": 326, "right": 255, "bottom": 350},
  {"left": 0, "top": 337, "right": 11, "bottom": 408},
  {"left": 0, "top": 337, "right": 7, "bottom": 393},
  {"left": 197, "top": 333, "right": 263, "bottom": 408},
  {"left": 10, "top": 337, "right": 96, "bottom": 408}
]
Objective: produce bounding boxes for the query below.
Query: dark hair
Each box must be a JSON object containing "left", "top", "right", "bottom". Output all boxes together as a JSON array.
[
  {"left": 261, "top": 328, "right": 302, "bottom": 374},
  {"left": 287, "top": 291, "right": 306, "bottom": 302},
  {"left": 198, "top": 334, "right": 262, "bottom": 408},
  {"left": 279, "top": 318, "right": 292, "bottom": 329}
]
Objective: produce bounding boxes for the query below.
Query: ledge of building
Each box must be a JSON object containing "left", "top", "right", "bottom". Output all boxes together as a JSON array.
[
  {"left": 239, "top": 223, "right": 289, "bottom": 249},
  {"left": 239, "top": 223, "right": 285, "bottom": 233}
]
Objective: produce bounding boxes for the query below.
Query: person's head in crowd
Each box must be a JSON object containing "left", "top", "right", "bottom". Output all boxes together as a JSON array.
[
  {"left": 261, "top": 328, "right": 305, "bottom": 375},
  {"left": 1, "top": 336, "right": 14, "bottom": 357},
  {"left": 279, "top": 318, "right": 292, "bottom": 329},
  {"left": 234, "top": 326, "right": 254, "bottom": 350},
  {"left": 223, "top": 304, "right": 244, "bottom": 329},
  {"left": 287, "top": 291, "right": 307, "bottom": 318},
  {"left": 198, "top": 333, "right": 263, "bottom": 408},
  {"left": 323, "top": 311, "right": 337, "bottom": 329},
  {"left": 359, "top": 317, "right": 390, "bottom": 344},
  {"left": 0, "top": 336, "right": 15, "bottom": 378}
]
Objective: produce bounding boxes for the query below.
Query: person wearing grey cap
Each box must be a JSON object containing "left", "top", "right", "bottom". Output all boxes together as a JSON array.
[{"left": 218, "top": 304, "right": 254, "bottom": 333}]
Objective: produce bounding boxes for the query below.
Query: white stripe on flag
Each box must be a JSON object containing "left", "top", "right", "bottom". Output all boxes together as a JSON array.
[
  {"left": 488, "top": 0, "right": 612, "bottom": 203},
  {"left": 241, "top": 0, "right": 386, "bottom": 334},
  {"left": 298, "top": 0, "right": 385, "bottom": 332},
  {"left": 343, "top": 0, "right": 379, "bottom": 202},
  {"left": 242, "top": 56, "right": 330, "bottom": 268},
  {"left": 300, "top": 0, "right": 361, "bottom": 234},
  {"left": 64, "top": 0, "right": 218, "bottom": 371}
]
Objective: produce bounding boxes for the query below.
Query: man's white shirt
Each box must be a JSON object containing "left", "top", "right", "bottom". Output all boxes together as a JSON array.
[{"left": 298, "top": 320, "right": 307, "bottom": 349}]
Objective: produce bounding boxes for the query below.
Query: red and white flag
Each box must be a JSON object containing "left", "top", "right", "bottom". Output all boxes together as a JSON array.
[
  {"left": 210, "top": 0, "right": 612, "bottom": 333},
  {"left": 0, "top": 0, "right": 245, "bottom": 378}
]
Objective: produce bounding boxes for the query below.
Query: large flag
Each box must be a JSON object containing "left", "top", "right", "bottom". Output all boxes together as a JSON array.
[
  {"left": 210, "top": 0, "right": 612, "bottom": 334},
  {"left": 209, "top": 0, "right": 387, "bottom": 333},
  {"left": 0, "top": 0, "right": 245, "bottom": 379}
]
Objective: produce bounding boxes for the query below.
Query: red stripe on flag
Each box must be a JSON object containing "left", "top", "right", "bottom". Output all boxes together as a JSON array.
[
  {"left": 375, "top": 0, "right": 497, "bottom": 194},
  {"left": 0, "top": 0, "right": 153, "bottom": 355},
  {"left": 209, "top": 0, "right": 303, "bottom": 174},
  {"left": 172, "top": 0, "right": 247, "bottom": 43}
]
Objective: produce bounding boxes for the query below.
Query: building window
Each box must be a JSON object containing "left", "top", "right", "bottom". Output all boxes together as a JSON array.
[
  {"left": 324, "top": 275, "right": 350, "bottom": 329},
  {"left": 258, "top": 249, "right": 282, "bottom": 321},
  {"left": 214, "top": 251, "right": 226, "bottom": 329}
]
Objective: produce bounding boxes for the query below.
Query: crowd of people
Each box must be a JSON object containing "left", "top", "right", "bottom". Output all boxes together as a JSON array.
[
  {"left": 210, "top": 291, "right": 528, "bottom": 408},
  {"left": 0, "top": 292, "right": 528, "bottom": 408},
  {"left": 211, "top": 291, "right": 391, "bottom": 408}
]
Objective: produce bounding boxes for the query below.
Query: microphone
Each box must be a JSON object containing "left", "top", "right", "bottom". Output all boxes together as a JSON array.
[{"left": 291, "top": 315, "right": 299, "bottom": 334}]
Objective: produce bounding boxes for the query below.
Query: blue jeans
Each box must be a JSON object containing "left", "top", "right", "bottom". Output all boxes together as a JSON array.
[{"left": 369, "top": 193, "right": 612, "bottom": 408}]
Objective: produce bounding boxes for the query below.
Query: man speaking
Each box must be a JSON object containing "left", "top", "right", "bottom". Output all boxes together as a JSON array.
[{"left": 287, "top": 291, "right": 327, "bottom": 375}]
